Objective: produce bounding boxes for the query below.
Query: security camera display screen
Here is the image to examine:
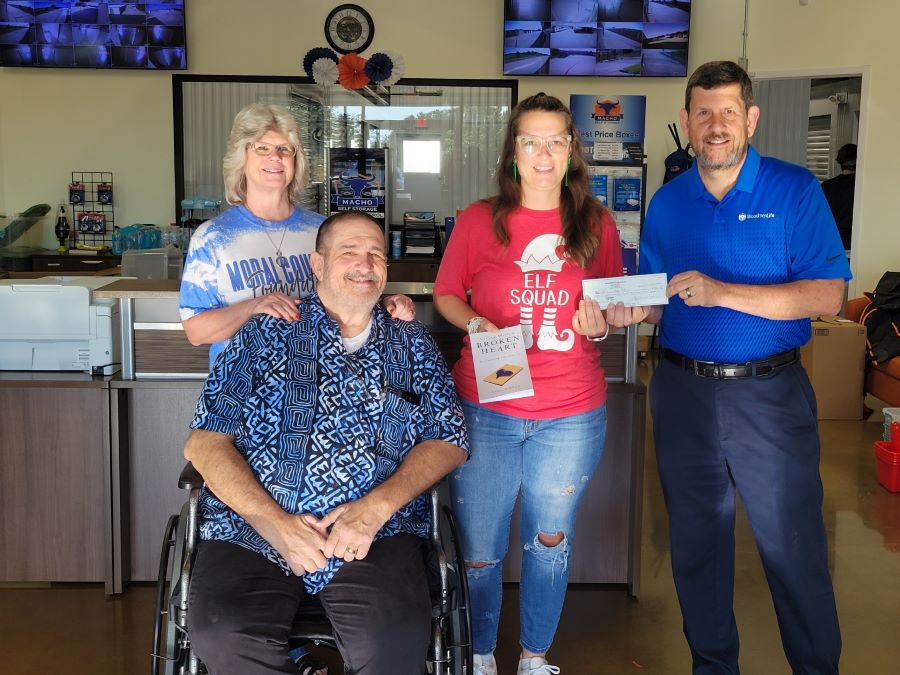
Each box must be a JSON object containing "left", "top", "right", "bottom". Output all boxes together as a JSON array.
[
  {"left": 503, "top": 0, "right": 691, "bottom": 77},
  {"left": 0, "top": 1, "right": 186, "bottom": 69}
]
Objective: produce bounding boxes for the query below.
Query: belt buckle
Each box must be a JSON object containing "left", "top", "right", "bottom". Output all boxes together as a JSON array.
[{"left": 692, "top": 360, "right": 718, "bottom": 378}]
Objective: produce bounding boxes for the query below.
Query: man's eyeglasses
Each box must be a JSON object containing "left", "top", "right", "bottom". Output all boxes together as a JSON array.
[
  {"left": 248, "top": 142, "right": 297, "bottom": 158},
  {"left": 515, "top": 134, "right": 572, "bottom": 155}
]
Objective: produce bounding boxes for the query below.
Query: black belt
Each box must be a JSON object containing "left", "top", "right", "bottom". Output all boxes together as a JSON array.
[{"left": 662, "top": 347, "right": 799, "bottom": 379}]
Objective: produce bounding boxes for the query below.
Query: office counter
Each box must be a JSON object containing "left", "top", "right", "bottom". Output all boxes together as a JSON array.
[
  {"left": 0, "top": 373, "right": 117, "bottom": 591},
  {"left": 3, "top": 278, "right": 645, "bottom": 596}
]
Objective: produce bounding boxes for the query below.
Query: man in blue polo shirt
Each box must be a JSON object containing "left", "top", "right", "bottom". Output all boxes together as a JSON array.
[
  {"left": 183, "top": 210, "right": 469, "bottom": 674},
  {"left": 610, "top": 61, "right": 848, "bottom": 673}
]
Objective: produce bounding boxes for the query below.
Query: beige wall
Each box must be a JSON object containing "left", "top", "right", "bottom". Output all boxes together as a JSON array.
[
  {"left": 745, "top": 0, "right": 895, "bottom": 296},
  {"left": 0, "top": 0, "right": 894, "bottom": 290}
]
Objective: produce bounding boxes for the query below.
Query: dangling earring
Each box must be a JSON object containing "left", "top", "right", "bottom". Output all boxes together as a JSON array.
[
  {"left": 564, "top": 157, "right": 570, "bottom": 188},
  {"left": 513, "top": 158, "right": 518, "bottom": 181}
]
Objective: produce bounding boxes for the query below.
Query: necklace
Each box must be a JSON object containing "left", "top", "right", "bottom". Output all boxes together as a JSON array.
[{"left": 261, "top": 221, "right": 289, "bottom": 267}]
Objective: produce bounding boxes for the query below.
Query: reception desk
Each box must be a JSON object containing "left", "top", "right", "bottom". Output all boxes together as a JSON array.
[
  {"left": 0, "top": 372, "right": 118, "bottom": 591},
  {"left": 2, "top": 279, "right": 645, "bottom": 595}
]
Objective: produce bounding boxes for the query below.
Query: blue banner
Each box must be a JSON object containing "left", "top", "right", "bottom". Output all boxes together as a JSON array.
[
  {"left": 328, "top": 148, "right": 387, "bottom": 223},
  {"left": 570, "top": 94, "right": 646, "bottom": 163}
]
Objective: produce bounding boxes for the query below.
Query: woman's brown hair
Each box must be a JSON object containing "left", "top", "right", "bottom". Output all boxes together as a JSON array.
[{"left": 490, "top": 92, "right": 607, "bottom": 268}]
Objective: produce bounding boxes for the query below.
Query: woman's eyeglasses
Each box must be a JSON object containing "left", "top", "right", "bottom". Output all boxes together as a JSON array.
[
  {"left": 248, "top": 142, "right": 297, "bottom": 158},
  {"left": 515, "top": 134, "right": 572, "bottom": 155}
]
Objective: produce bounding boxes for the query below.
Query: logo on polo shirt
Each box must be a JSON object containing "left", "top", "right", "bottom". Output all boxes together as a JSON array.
[{"left": 738, "top": 211, "right": 776, "bottom": 222}]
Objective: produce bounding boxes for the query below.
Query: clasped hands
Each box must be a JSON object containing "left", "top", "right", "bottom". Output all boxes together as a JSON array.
[{"left": 270, "top": 495, "right": 392, "bottom": 577}]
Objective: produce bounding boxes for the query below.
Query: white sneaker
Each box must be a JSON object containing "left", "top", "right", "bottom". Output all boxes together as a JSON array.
[
  {"left": 517, "top": 656, "right": 560, "bottom": 675},
  {"left": 473, "top": 652, "right": 497, "bottom": 675}
]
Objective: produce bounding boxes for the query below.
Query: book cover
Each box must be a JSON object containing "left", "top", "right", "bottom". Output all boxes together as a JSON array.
[{"left": 470, "top": 325, "right": 534, "bottom": 403}]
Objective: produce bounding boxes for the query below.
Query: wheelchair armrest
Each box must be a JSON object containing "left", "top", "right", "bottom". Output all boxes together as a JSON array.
[{"left": 178, "top": 462, "right": 205, "bottom": 491}]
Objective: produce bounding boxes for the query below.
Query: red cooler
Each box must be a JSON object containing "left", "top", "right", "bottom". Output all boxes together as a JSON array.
[{"left": 874, "top": 426, "right": 900, "bottom": 492}]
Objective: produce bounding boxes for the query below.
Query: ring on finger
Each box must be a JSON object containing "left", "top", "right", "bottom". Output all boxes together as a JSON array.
[
  {"left": 345, "top": 546, "right": 357, "bottom": 556},
  {"left": 685, "top": 287, "right": 693, "bottom": 298}
]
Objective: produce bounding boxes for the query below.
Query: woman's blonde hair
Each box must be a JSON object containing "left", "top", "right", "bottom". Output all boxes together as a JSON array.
[{"left": 222, "top": 103, "right": 308, "bottom": 205}]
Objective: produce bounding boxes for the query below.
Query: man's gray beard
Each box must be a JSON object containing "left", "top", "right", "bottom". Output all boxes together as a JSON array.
[{"left": 696, "top": 141, "right": 746, "bottom": 171}]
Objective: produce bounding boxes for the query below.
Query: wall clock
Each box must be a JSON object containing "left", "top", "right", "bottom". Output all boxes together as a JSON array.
[{"left": 324, "top": 4, "right": 375, "bottom": 54}]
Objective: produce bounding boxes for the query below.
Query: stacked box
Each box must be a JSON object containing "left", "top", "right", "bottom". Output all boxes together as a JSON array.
[{"left": 799, "top": 316, "right": 867, "bottom": 420}]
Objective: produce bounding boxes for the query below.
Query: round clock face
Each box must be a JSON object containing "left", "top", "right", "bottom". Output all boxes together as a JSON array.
[{"left": 325, "top": 4, "right": 374, "bottom": 54}]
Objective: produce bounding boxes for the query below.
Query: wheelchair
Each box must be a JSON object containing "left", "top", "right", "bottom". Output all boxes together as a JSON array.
[{"left": 151, "top": 463, "right": 472, "bottom": 675}]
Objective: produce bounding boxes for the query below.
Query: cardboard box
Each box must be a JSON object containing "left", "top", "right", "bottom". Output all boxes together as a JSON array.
[
  {"left": 637, "top": 335, "right": 651, "bottom": 355},
  {"left": 800, "top": 316, "right": 867, "bottom": 420}
]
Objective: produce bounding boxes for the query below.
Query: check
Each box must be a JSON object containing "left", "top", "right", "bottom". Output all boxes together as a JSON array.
[{"left": 582, "top": 273, "right": 669, "bottom": 308}]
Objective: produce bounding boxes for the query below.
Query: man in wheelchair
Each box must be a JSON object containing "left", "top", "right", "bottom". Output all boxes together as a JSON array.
[{"left": 183, "top": 210, "right": 469, "bottom": 674}]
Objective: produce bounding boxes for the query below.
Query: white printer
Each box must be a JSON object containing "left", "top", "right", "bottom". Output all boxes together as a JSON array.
[{"left": 0, "top": 277, "right": 121, "bottom": 374}]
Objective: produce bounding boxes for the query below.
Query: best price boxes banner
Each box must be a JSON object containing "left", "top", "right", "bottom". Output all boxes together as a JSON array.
[
  {"left": 570, "top": 94, "right": 646, "bottom": 163},
  {"left": 800, "top": 316, "right": 867, "bottom": 420}
]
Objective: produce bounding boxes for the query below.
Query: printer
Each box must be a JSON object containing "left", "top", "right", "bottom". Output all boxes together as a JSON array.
[{"left": 0, "top": 277, "right": 121, "bottom": 375}]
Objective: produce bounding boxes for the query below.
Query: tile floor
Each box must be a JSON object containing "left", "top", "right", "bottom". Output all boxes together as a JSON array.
[{"left": 2, "top": 361, "right": 898, "bottom": 674}]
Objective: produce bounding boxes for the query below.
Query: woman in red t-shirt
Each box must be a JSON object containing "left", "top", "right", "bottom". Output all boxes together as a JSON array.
[{"left": 434, "top": 93, "right": 623, "bottom": 675}]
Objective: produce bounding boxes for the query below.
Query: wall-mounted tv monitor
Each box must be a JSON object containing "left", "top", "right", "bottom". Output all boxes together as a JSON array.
[
  {"left": 0, "top": 1, "right": 186, "bottom": 69},
  {"left": 503, "top": 0, "right": 691, "bottom": 77}
]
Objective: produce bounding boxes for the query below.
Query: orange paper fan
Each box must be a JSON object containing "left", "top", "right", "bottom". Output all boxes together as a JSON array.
[{"left": 338, "top": 53, "right": 370, "bottom": 89}]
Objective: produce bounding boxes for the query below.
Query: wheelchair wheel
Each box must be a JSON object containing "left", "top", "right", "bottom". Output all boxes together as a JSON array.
[
  {"left": 428, "top": 504, "right": 473, "bottom": 675},
  {"left": 150, "top": 501, "right": 204, "bottom": 675}
]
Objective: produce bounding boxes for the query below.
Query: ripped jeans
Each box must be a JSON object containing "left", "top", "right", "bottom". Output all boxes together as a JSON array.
[{"left": 450, "top": 400, "right": 608, "bottom": 655}]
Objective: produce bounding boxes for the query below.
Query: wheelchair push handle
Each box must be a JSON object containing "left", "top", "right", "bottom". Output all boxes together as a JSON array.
[{"left": 178, "top": 462, "right": 204, "bottom": 491}]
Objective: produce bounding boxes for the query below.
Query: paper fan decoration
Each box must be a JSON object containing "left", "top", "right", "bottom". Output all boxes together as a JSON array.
[
  {"left": 311, "top": 57, "right": 339, "bottom": 86},
  {"left": 364, "top": 52, "right": 393, "bottom": 84},
  {"left": 381, "top": 50, "right": 405, "bottom": 86},
  {"left": 338, "top": 53, "right": 370, "bottom": 90},
  {"left": 302, "top": 47, "right": 338, "bottom": 78}
]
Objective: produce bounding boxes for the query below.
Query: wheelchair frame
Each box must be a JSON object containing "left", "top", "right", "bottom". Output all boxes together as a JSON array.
[{"left": 151, "top": 463, "right": 472, "bottom": 675}]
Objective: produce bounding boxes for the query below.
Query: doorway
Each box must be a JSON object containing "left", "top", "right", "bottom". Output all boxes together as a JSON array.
[{"left": 751, "top": 70, "right": 866, "bottom": 297}]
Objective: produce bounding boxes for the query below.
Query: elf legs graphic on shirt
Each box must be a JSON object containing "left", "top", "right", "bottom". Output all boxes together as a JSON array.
[{"left": 512, "top": 234, "right": 574, "bottom": 352}]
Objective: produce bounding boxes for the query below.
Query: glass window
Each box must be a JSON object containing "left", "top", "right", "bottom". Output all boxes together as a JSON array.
[
  {"left": 175, "top": 77, "right": 516, "bottom": 228},
  {"left": 402, "top": 139, "right": 441, "bottom": 174}
]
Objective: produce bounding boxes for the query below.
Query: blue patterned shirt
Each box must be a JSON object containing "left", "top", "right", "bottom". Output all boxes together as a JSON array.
[{"left": 190, "top": 293, "right": 468, "bottom": 593}]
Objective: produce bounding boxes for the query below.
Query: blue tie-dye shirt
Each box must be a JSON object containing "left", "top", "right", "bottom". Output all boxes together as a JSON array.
[
  {"left": 190, "top": 294, "right": 469, "bottom": 593},
  {"left": 179, "top": 204, "right": 324, "bottom": 366}
]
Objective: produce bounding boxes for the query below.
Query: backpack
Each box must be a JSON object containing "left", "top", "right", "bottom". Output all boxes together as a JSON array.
[
  {"left": 860, "top": 271, "right": 900, "bottom": 366},
  {"left": 663, "top": 123, "right": 693, "bottom": 184}
]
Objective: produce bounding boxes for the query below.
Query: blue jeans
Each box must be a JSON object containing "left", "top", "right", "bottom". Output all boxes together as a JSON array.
[{"left": 450, "top": 400, "right": 608, "bottom": 655}]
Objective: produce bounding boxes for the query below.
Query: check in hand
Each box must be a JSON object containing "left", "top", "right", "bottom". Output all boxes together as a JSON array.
[
  {"left": 605, "top": 302, "right": 652, "bottom": 328},
  {"left": 572, "top": 297, "right": 608, "bottom": 336},
  {"left": 667, "top": 271, "right": 723, "bottom": 307}
]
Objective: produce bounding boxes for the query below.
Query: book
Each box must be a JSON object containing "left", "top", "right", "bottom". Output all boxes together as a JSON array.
[{"left": 470, "top": 325, "right": 534, "bottom": 403}]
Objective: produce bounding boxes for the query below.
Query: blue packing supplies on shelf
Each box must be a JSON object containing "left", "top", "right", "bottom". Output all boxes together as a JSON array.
[{"left": 112, "top": 224, "right": 162, "bottom": 255}]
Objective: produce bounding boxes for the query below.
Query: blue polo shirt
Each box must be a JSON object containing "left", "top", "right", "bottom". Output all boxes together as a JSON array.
[
  {"left": 190, "top": 294, "right": 469, "bottom": 593},
  {"left": 640, "top": 145, "right": 851, "bottom": 363}
]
